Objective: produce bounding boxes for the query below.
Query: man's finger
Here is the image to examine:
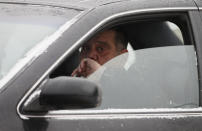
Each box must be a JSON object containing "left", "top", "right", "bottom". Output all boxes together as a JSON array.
[
  {"left": 71, "top": 68, "right": 79, "bottom": 77},
  {"left": 80, "top": 59, "right": 88, "bottom": 72}
]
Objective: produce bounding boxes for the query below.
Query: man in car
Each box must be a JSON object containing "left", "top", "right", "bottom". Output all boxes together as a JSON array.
[{"left": 71, "top": 28, "right": 128, "bottom": 77}]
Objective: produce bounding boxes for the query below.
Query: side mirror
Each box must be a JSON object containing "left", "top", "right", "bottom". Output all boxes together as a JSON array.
[
  {"left": 40, "top": 77, "right": 101, "bottom": 109},
  {"left": 22, "top": 77, "right": 101, "bottom": 113}
]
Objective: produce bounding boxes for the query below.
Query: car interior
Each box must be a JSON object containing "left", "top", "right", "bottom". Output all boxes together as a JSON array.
[{"left": 50, "top": 13, "right": 193, "bottom": 78}]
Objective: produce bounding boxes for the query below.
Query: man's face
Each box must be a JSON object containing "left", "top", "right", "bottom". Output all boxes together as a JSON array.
[{"left": 80, "top": 30, "right": 120, "bottom": 65}]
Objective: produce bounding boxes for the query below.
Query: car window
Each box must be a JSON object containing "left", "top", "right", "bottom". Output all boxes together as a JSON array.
[
  {"left": 77, "top": 18, "right": 199, "bottom": 109},
  {"left": 0, "top": 3, "right": 81, "bottom": 88}
]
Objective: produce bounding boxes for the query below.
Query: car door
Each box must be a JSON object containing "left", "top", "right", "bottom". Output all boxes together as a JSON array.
[{"left": 2, "top": 0, "right": 202, "bottom": 131}]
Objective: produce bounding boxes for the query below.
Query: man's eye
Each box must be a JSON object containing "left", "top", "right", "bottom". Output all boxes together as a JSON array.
[{"left": 97, "top": 47, "right": 104, "bottom": 53}]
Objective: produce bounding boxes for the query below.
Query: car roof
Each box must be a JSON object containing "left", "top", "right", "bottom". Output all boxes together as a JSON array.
[
  {"left": 0, "top": 0, "right": 197, "bottom": 10},
  {"left": 0, "top": 0, "right": 130, "bottom": 9}
]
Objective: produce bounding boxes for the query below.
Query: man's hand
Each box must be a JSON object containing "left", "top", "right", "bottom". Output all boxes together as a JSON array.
[{"left": 71, "top": 58, "right": 101, "bottom": 77}]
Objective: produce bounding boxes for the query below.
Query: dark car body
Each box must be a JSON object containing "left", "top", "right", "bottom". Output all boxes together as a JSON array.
[{"left": 1, "top": 0, "right": 202, "bottom": 130}]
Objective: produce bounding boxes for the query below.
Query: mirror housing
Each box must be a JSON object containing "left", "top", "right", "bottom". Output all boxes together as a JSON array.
[{"left": 39, "top": 77, "right": 101, "bottom": 110}]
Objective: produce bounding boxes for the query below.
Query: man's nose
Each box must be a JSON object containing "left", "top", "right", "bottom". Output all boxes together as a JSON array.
[{"left": 87, "top": 50, "right": 98, "bottom": 61}]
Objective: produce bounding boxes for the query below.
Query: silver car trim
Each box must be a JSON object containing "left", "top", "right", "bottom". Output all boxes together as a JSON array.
[
  {"left": 0, "top": 1, "right": 87, "bottom": 11},
  {"left": 20, "top": 108, "right": 202, "bottom": 120},
  {"left": 17, "top": 7, "right": 199, "bottom": 120}
]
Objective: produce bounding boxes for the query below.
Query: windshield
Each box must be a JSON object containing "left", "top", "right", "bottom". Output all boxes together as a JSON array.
[{"left": 0, "top": 4, "right": 81, "bottom": 85}]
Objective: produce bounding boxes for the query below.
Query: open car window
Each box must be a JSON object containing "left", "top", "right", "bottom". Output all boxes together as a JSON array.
[
  {"left": 81, "top": 17, "right": 198, "bottom": 109},
  {"left": 51, "top": 15, "right": 199, "bottom": 109}
]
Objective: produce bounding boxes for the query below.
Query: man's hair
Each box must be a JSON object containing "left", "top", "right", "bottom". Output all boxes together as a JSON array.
[{"left": 112, "top": 28, "right": 128, "bottom": 52}]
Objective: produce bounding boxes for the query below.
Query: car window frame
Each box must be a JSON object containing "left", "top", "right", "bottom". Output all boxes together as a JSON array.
[
  {"left": 189, "top": 10, "right": 202, "bottom": 106},
  {"left": 17, "top": 7, "right": 202, "bottom": 120}
]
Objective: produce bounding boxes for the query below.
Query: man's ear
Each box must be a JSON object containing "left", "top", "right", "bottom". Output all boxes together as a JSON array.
[{"left": 120, "top": 49, "right": 128, "bottom": 54}]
